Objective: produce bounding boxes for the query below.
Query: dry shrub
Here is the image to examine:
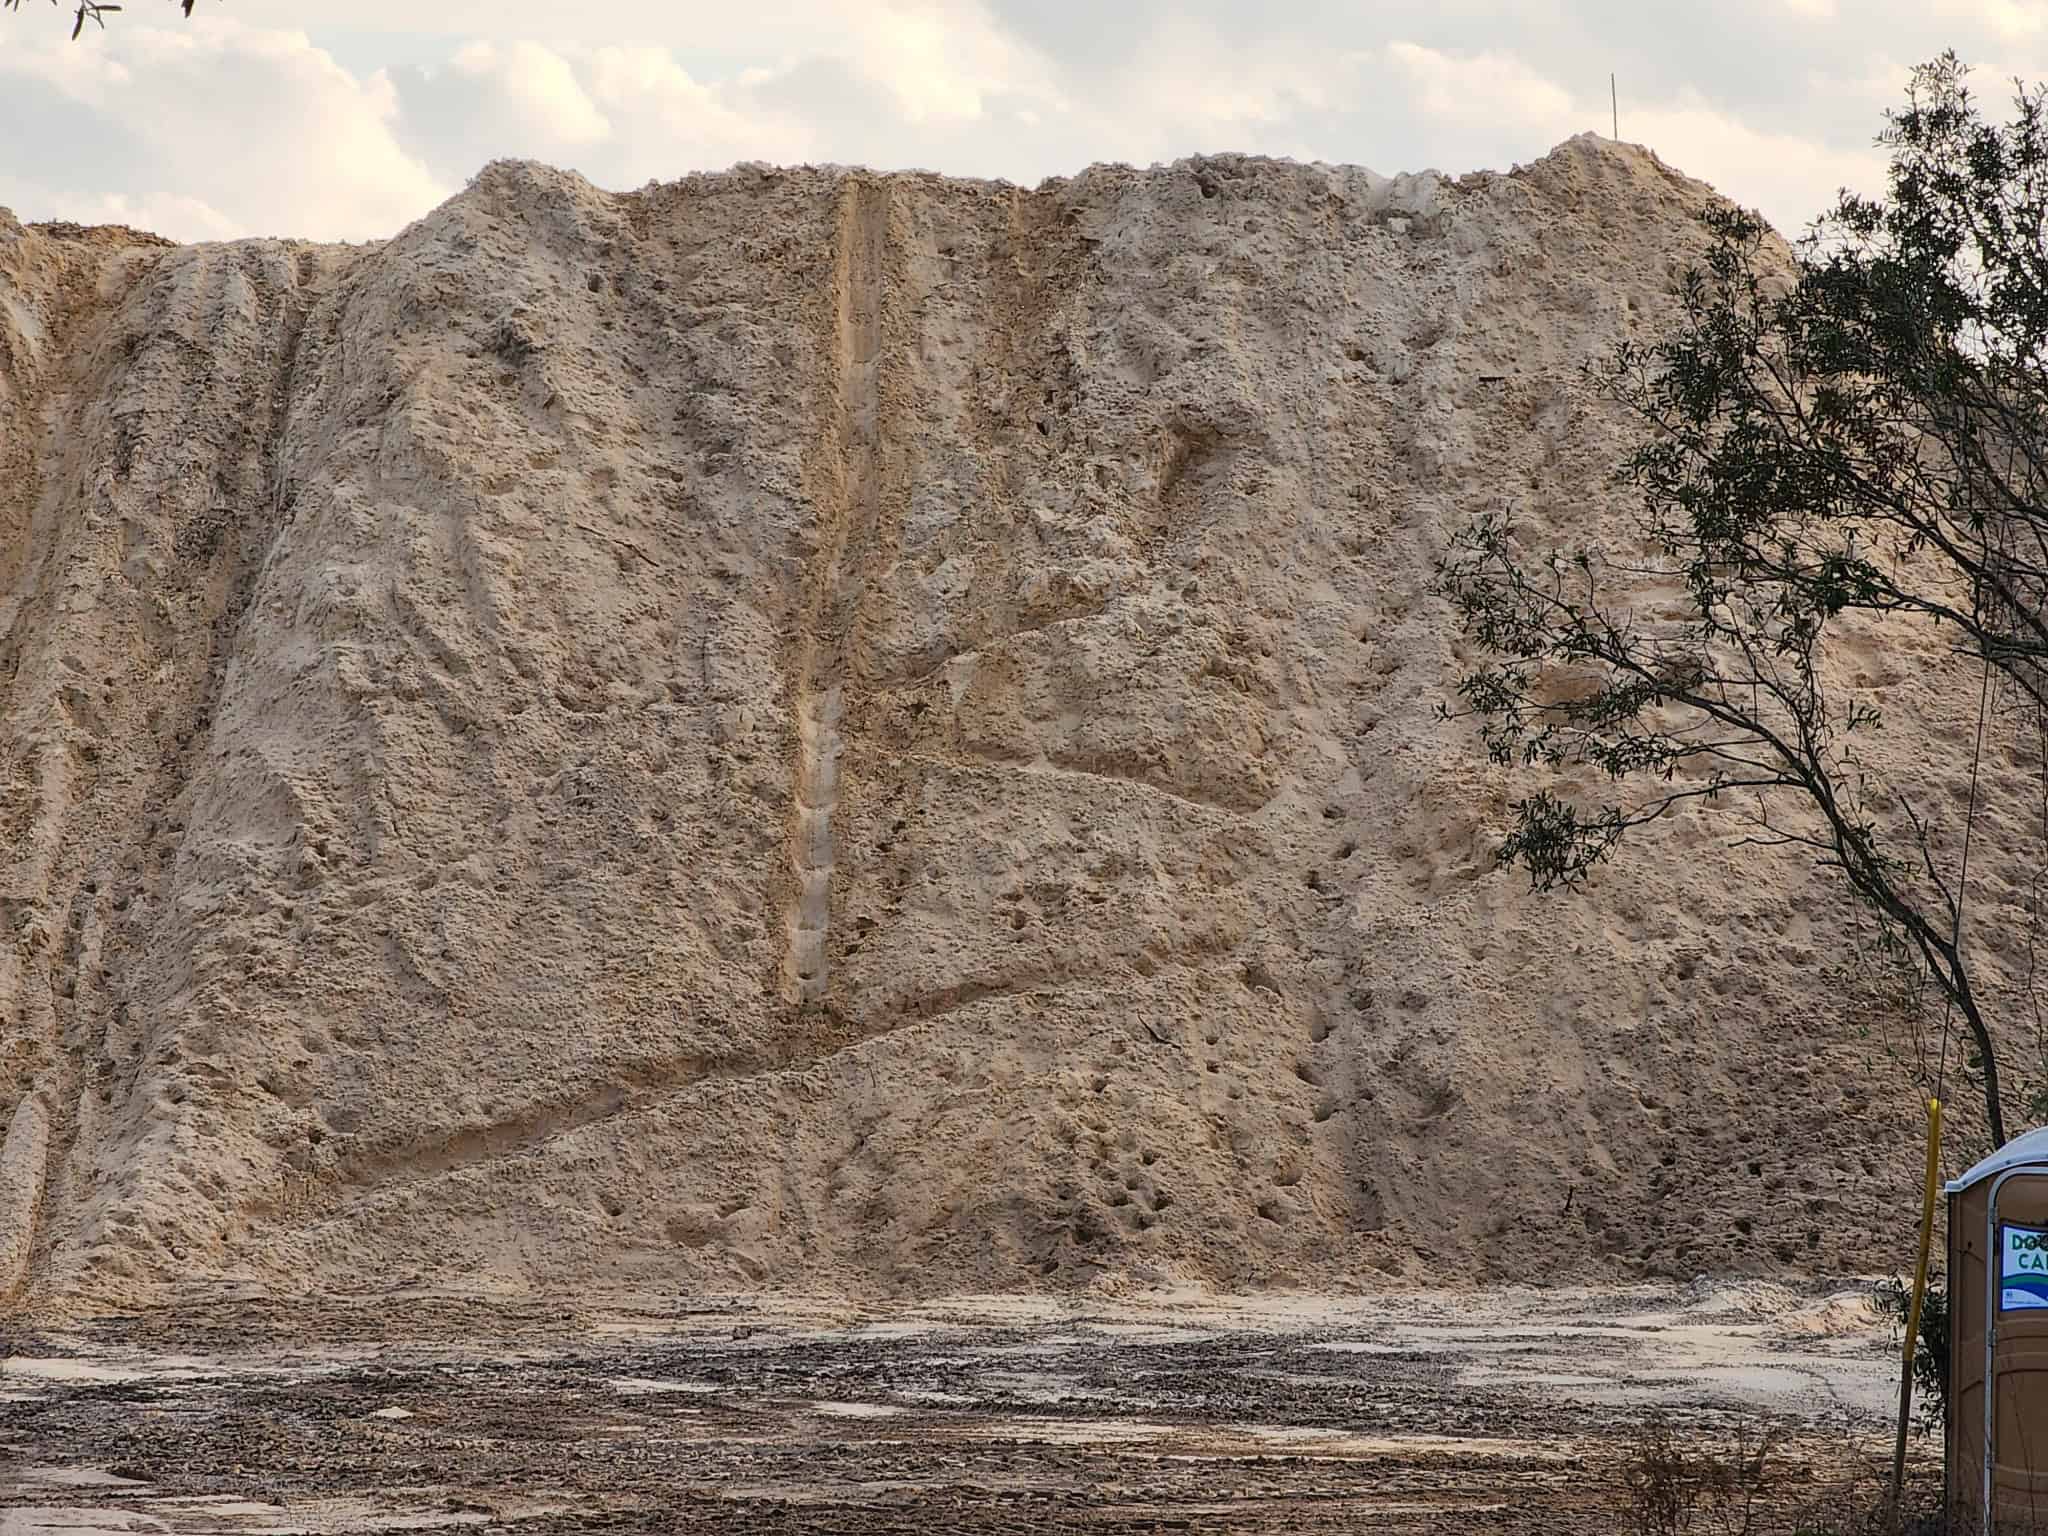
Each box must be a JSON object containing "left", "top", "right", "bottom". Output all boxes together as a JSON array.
[
  {"left": 1624, "top": 1415, "right": 1781, "bottom": 1536},
  {"left": 1622, "top": 1413, "right": 1948, "bottom": 1536}
]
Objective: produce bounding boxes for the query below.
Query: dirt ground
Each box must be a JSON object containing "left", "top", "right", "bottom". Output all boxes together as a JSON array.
[{"left": 0, "top": 1282, "right": 1936, "bottom": 1534}]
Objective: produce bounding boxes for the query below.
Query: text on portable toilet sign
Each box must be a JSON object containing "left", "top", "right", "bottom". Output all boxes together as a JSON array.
[{"left": 2001, "top": 1223, "right": 2048, "bottom": 1310}]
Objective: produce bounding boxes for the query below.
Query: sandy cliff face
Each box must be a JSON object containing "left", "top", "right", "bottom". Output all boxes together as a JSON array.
[{"left": 0, "top": 137, "right": 2032, "bottom": 1311}]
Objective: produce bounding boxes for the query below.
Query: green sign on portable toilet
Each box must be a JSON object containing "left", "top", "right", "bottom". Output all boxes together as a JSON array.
[{"left": 1948, "top": 1127, "right": 2048, "bottom": 1530}]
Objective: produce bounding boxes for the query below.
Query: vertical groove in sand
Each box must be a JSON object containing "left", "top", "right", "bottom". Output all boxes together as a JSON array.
[
  {"left": 0, "top": 245, "right": 326, "bottom": 1305},
  {"left": 0, "top": 1095, "right": 49, "bottom": 1298},
  {"left": 0, "top": 247, "right": 107, "bottom": 1304},
  {"left": 781, "top": 179, "right": 888, "bottom": 1009}
]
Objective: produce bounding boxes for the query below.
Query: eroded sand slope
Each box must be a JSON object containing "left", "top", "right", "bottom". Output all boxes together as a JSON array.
[{"left": 0, "top": 137, "right": 2035, "bottom": 1310}]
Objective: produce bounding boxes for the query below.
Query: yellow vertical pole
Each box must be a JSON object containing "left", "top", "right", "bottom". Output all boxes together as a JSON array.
[{"left": 1891, "top": 1097, "right": 1944, "bottom": 1516}]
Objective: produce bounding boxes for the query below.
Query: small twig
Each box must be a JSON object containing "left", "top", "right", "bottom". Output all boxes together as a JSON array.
[{"left": 571, "top": 521, "right": 661, "bottom": 569}]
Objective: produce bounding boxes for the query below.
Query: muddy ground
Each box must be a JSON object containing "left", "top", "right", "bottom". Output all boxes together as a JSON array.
[{"left": 1, "top": 1284, "right": 1934, "bottom": 1534}]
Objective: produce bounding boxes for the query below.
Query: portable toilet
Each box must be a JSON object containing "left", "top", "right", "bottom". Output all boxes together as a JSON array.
[{"left": 1948, "top": 1127, "right": 2048, "bottom": 1530}]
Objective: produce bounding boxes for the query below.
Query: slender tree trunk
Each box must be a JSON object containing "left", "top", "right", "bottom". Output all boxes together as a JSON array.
[{"left": 1957, "top": 987, "right": 2007, "bottom": 1148}]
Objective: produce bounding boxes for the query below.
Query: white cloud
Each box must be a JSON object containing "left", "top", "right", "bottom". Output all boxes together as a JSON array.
[
  {"left": 1934, "top": 0, "right": 2048, "bottom": 37},
  {"left": 1141, "top": 21, "right": 1343, "bottom": 126},
  {"left": 261, "top": 0, "right": 842, "bottom": 50},
  {"left": 0, "top": 1, "right": 2039, "bottom": 244},
  {"left": 840, "top": 2, "right": 1058, "bottom": 123},
  {"left": 58, "top": 188, "right": 242, "bottom": 241},
  {"left": 1372, "top": 43, "right": 1884, "bottom": 232},
  {"left": 448, "top": 40, "right": 609, "bottom": 145},
  {"left": 0, "top": 26, "right": 131, "bottom": 101},
  {"left": 0, "top": 174, "right": 241, "bottom": 241},
  {"left": 581, "top": 45, "right": 814, "bottom": 178},
  {"left": 1627, "top": 91, "right": 1889, "bottom": 232},
  {"left": 991, "top": 18, "right": 1352, "bottom": 174},
  {"left": 1385, "top": 41, "right": 1577, "bottom": 131},
  {"left": 0, "top": 16, "right": 444, "bottom": 240}
]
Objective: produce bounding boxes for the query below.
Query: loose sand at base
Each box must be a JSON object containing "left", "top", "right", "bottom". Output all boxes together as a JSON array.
[{"left": 0, "top": 1284, "right": 1922, "bottom": 1534}]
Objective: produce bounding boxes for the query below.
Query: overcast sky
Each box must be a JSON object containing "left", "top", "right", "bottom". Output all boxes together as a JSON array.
[{"left": 2, "top": 0, "right": 2045, "bottom": 243}]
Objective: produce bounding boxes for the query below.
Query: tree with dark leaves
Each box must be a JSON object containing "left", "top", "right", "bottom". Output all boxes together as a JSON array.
[
  {"left": 1437, "top": 52, "right": 2048, "bottom": 1148},
  {"left": 3, "top": 0, "right": 195, "bottom": 41}
]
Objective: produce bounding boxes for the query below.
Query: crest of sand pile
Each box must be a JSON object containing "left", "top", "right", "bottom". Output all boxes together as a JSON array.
[{"left": 0, "top": 137, "right": 2036, "bottom": 1312}]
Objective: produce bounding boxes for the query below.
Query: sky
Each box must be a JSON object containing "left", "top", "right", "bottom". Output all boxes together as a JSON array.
[{"left": 1, "top": 0, "right": 2045, "bottom": 243}]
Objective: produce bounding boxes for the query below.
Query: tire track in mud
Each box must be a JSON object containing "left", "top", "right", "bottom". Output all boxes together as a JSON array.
[
  {"left": 779, "top": 179, "right": 889, "bottom": 1010},
  {"left": 0, "top": 1292, "right": 1903, "bottom": 1535}
]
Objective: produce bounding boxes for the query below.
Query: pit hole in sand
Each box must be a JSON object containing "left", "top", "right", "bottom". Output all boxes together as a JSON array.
[{"left": 1240, "top": 962, "right": 1283, "bottom": 997}]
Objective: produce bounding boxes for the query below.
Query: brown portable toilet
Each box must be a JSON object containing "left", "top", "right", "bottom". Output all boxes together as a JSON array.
[{"left": 1948, "top": 1128, "right": 2048, "bottom": 1531}]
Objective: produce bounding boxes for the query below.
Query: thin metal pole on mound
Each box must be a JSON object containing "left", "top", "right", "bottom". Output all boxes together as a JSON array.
[
  {"left": 1611, "top": 73, "right": 1618, "bottom": 139},
  {"left": 1890, "top": 1097, "right": 1943, "bottom": 1518}
]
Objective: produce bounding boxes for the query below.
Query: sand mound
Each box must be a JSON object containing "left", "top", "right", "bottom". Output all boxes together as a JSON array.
[{"left": 0, "top": 136, "right": 2030, "bottom": 1312}]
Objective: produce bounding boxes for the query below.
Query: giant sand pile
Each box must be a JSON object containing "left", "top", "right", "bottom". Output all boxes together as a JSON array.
[{"left": 0, "top": 136, "right": 2036, "bottom": 1312}]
